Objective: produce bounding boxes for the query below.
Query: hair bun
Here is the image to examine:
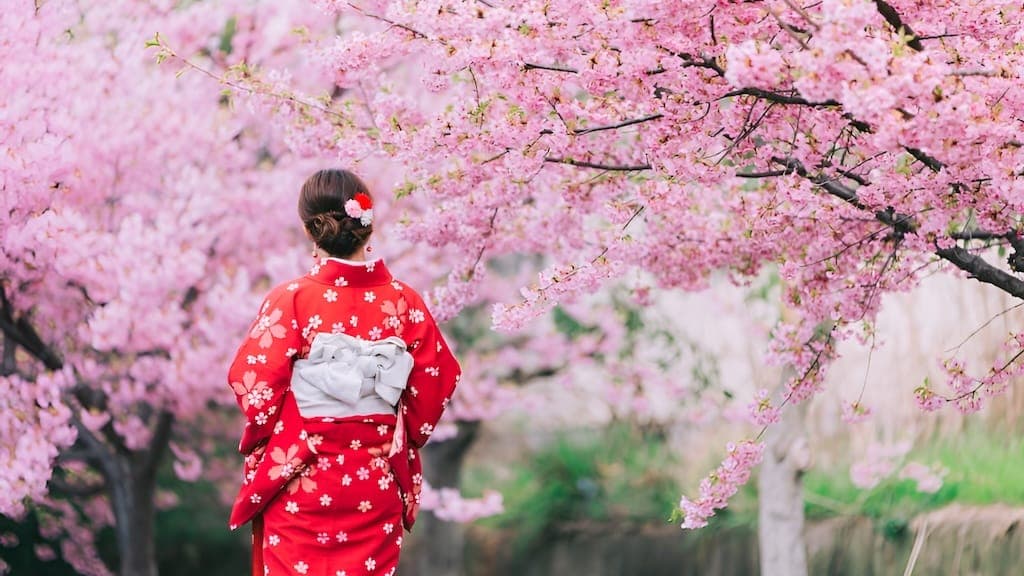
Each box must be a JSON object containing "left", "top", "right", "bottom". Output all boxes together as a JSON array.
[
  {"left": 306, "top": 212, "right": 343, "bottom": 246},
  {"left": 298, "top": 169, "right": 374, "bottom": 257}
]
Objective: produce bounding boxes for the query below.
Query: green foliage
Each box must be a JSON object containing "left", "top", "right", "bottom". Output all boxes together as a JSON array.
[
  {"left": 218, "top": 17, "right": 237, "bottom": 55},
  {"left": 0, "top": 471, "right": 248, "bottom": 576},
  {"left": 803, "top": 425, "right": 1024, "bottom": 531},
  {"left": 154, "top": 473, "right": 250, "bottom": 576},
  {"left": 465, "top": 425, "right": 681, "bottom": 550}
]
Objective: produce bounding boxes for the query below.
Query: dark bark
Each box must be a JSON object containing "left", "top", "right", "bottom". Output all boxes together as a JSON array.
[
  {"left": 109, "top": 458, "right": 159, "bottom": 576},
  {"left": 872, "top": 0, "right": 924, "bottom": 51},
  {"left": 403, "top": 421, "right": 481, "bottom": 576},
  {"left": 69, "top": 411, "right": 173, "bottom": 576},
  {"left": 0, "top": 285, "right": 63, "bottom": 370}
]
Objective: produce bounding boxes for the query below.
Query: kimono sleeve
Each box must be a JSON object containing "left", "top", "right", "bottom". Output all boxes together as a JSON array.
[
  {"left": 401, "top": 297, "right": 461, "bottom": 449},
  {"left": 227, "top": 286, "right": 303, "bottom": 455}
]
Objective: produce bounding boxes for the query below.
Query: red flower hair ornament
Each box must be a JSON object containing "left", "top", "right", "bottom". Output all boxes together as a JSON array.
[{"left": 344, "top": 193, "right": 374, "bottom": 226}]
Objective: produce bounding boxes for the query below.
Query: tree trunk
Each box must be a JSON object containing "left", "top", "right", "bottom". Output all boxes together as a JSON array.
[
  {"left": 758, "top": 367, "right": 810, "bottom": 576},
  {"left": 402, "top": 421, "right": 480, "bottom": 576},
  {"left": 101, "top": 413, "right": 172, "bottom": 576},
  {"left": 109, "top": 458, "right": 159, "bottom": 576}
]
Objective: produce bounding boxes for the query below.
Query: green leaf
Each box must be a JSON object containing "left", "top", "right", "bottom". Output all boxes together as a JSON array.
[{"left": 219, "top": 17, "right": 237, "bottom": 55}]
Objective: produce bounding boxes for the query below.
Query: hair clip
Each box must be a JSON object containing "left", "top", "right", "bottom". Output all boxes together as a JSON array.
[{"left": 344, "top": 193, "right": 374, "bottom": 226}]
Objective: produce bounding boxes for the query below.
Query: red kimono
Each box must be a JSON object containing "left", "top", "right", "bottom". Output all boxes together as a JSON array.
[{"left": 227, "top": 258, "right": 461, "bottom": 576}]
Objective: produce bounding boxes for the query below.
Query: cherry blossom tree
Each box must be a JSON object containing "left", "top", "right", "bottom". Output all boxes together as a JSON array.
[
  {"left": 200, "top": 0, "right": 1024, "bottom": 532},
  {"left": 0, "top": 2, "right": 330, "bottom": 574}
]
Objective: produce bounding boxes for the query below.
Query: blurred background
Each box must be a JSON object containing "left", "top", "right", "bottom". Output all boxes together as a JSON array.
[{"left": 4, "top": 1, "right": 1024, "bottom": 575}]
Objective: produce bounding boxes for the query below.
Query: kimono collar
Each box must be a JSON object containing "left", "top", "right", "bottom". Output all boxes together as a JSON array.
[{"left": 307, "top": 257, "right": 393, "bottom": 287}]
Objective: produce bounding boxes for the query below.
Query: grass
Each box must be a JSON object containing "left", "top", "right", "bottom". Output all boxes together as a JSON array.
[
  {"left": 463, "top": 424, "right": 681, "bottom": 549},
  {"left": 803, "top": 425, "right": 1024, "bottom": 525},
  {"left": 466, "top": 421, "right": 1024, "bottom": 546}
]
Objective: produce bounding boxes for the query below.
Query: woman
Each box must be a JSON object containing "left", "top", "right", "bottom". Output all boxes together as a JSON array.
[{"left": 226, "top": 169, "right": 461, "bottom": 576}]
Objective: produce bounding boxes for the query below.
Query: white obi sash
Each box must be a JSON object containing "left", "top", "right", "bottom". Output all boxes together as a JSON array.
[{"left": 290, "top": 332, "right": 414, "bottom": 418}]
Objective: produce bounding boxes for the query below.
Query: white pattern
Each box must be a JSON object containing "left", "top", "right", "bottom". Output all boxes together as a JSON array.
[
  {"left": 335, "top": 277, "right": 348, "bottom": 287},
  {"left": 383, "top": 523, "right": 394, "bottom": 534},
  {"left": 356, "top": 467, "right": 370, "bottom": 480},
  {"left": 365, "top": 558, "right": 376, "bottom": 571},
  {"left": 317, "top": 532, "right": 330, "bottom": 544},
  {"left": 409, "top": 309, "right": 425, "bottom": 323},
  {"left": 287, "top": 282, "right": 299, "bottom": 291},
  {"left": 358, "top": 500, "right": 372, "bottom": 513},
  {"left": 364, "top": 291, "right": 376, "bottom": 303},
  {"left": 335, "top": 531, "right": 348, "bottom": 543},
  {"left": 320, "top": 494, "right": 333, "bottom": 507},
  {"left": 268, "top": 534, "right": 280, "bottom": 546},
  {"left": 294, "top": 561, "right": 309, "bottom": 574},
  {"left": 368, "top": 326, "right": 383, "bottom": 340},
  {"left": 342, "top": 474, "right": 352, "bottom": 486},
  {"left": 323, "top": 289, "right": 338, "bottom": 302},
  {"left": 285, "top": 501, "right": 299, "bottom": 514},
  {"left": 332, "top": 322, "right": 346, "bottom": 333}
]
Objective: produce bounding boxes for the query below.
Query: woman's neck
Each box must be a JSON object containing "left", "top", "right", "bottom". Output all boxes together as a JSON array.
[{"left": 315, "top": 247, "right": 368, "bottom": 262}]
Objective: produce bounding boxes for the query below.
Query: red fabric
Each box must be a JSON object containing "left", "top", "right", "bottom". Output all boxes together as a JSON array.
[{"left": 226, "top": 259, "right": 461, "bottom": 575}]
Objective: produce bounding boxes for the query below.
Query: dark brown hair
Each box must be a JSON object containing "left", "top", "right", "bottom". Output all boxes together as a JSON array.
[{"left": 298, "top": 169, "right": 373, "bottom": 258}]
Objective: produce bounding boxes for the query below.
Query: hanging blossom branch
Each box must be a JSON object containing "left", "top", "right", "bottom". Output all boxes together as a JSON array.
[{"left": 492, "top": 207, "right": 645, "bottom": 332}]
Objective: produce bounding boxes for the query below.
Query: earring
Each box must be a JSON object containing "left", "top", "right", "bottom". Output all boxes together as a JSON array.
[{"left": 366, "top": 244, "right": 373, "bottom": 254}]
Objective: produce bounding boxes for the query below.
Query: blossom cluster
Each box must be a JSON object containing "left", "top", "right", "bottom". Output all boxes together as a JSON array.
[
  {"left": 678, "top": 440, "right": 764, "bottom": 530},
  {"left": 419, "top": 483, "right": 504, "bottom": 523}
]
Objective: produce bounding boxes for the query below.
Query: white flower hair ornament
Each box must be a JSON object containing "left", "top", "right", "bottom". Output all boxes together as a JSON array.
[{"left": 344, "top": 193, "right": 374, "bottom": 227}]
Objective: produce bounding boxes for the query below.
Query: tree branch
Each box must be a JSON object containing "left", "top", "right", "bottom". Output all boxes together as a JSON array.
[
  {"left": 523, "top": 62, "right": 578, "bottom": 73},
  {"left": 935, "top": 246, "right": 1024, "bottom": 298},
  {"left": 140, "top": 411, "right": 175, "bottom": 481},
  {"left": 48, "top": 474, "right": 106, "bottom": 498},
  {"left": 71, "top": 417, "right": 118, "bottom": 481},
  {"left": 722, "top": 87, "right": 839, "bottom": 107},
  {"left": 754, "top": 157, "right": 1024, "bottom": 299},
  {"left": 574, "top": 114, "right": 663, "bottom": 135},
  {"left": 544, "top": 157, "right": 652, "bottom": 171},
  {"left": 905, "top": 146, "right": 943, "bottom": 172},
  {"left": 0, "top": 285, "right": 63, "bottom": 370},
  {"left": 873, "top": 0, "right": 924, "bottom": 51}
]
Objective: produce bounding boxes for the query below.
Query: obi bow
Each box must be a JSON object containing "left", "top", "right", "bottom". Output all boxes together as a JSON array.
[{"left": 290, "top": 332, "right": 413, "bottom": 418}]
